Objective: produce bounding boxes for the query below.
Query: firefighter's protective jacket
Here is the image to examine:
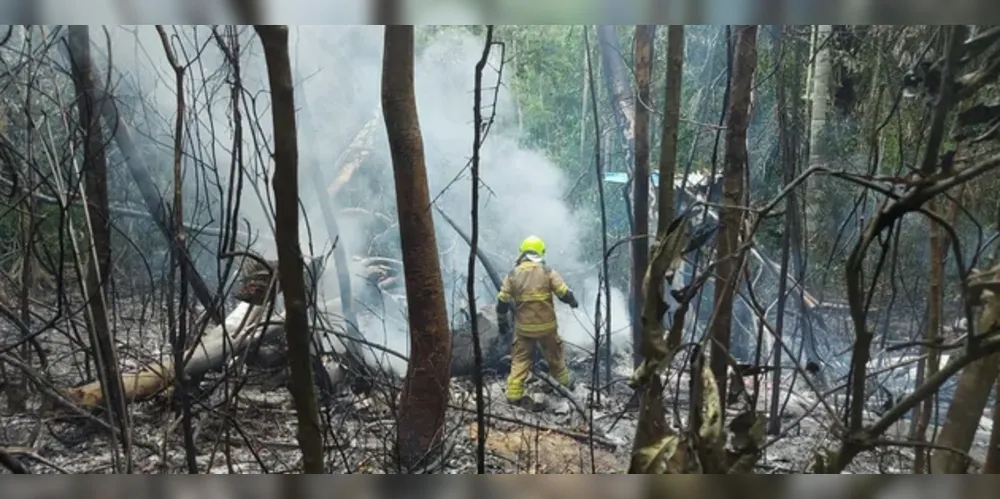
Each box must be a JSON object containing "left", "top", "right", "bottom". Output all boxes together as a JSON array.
[{"left": 496, "top": 260, "right": 571, "bottom": 337}]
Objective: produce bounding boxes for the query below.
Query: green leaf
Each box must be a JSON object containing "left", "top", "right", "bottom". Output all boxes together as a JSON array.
[{"left": 629, "top": 434, "right": 680, "bottom": 474}]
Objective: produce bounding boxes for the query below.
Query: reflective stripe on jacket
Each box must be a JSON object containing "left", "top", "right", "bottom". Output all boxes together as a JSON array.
[{"left": 496, "top": 261, "right": 570, "bottom": 337}]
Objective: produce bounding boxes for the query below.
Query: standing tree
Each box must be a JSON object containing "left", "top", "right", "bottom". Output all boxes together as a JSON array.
[
  {"left": 66, "top": 24, "right": 131, "bottom": 467},
  {"left": 912, "top": 196, "right": 945, "bottom": 472},
  {"left": 596, "top": 25, "right": 636, "bottom": 168},
  {"left": 768, "top": 24, "right": 791, "bottom": 436},
  {"left": 254, "top": 24, "right": 325, "bottom": 474},
  {"left": 381, "top": 25, "right": 453, "bottom": 469},
  {"left": 630, "top": 25, "right": 654, "bottom": 369},
  {"left": 805, "top": 24, "right": 833, "bottom": 240},
  {"left": 709, "top": 25, "right": 757, "bottom": 412},
  {"left": 628, "top": 24, "right": 685, "bottom": 474},
  {"left": 926, "top": 25, "right": 997, "bottom": 474}
]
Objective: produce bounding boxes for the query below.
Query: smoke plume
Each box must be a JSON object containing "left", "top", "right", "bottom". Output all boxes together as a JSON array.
[{"left": 94, "top": 25, "right": 631, "bottom": 376}]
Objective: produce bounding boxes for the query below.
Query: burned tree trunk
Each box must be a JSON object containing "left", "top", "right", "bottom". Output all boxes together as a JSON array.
[
  {"left": 768, "top": 24, "right": 791, "bottom": 436},
  {"left": 255, "top": 24, "right": 325, "bottom": 474},
  {"left": 630, "top": 25, "right": 654, "bottom": 369},
  {"left": 656, "top": 25, "right": 683, "bottom": 242},
  {"left": 381, "top": 25, "right": 453, "bottom": 469},
  {"left": 66, "top": 25, "right": 130, "bottom": 445},
  {"left": 924, "top": 25, "right": 990, "bottom": 475},
  {"left": 629, "top": 24, "right": 685, "bottom": 474},
  {"left": 913, "top": 198, "right": 945, "bottom": 472},
  {"left": 709, "top": 25, "right": 757, "bottom": 413},
  {"left": 68, "top": 28, "right": 112, "bottom": 311}
]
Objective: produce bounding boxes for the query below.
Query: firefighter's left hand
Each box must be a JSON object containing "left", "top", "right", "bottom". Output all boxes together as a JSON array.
[{"left": 566, "top": 294, "right": 579, "bottom": 309}]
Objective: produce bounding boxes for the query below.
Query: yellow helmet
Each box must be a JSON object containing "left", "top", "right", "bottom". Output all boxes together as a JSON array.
[{"left": 519, "top": 235, "right": 546, "bottom": 256}]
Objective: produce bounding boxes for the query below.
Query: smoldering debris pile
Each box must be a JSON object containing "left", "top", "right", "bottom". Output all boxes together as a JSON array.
[
  {"left": 5, "top": 242, "right": 991, "bottom": 475},
  {"left": 10, "top": 293, "right": 985, "bottom": 475}
]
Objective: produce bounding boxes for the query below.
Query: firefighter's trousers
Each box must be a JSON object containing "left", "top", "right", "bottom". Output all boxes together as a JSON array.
[{"left": 506, "top": 331, "right": 571, "bottom": 402}]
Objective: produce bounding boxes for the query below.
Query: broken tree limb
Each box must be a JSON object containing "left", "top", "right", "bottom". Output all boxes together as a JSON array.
[
  {"left": 0, "top": 447, "right": 29, "bottom": 474},
  {"left": 63, "top": 301, "right": 269, "bottom": 408},
  {"left": 433, "top": 203, "right": 504, "bottom": 291},
  {"left": 85, "top": 62, "right": 223, "bottom": 324},
  {"left": 326, "top": 109, "right": 381, "bottom": 197}
]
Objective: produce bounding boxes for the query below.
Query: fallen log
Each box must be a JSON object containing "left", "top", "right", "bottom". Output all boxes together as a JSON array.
[
  {"left": 63, "top": 301, "right": 271, "bottom": 408},
  {"left": 61, "top": 257, "right": 554, "bottom": 409}
]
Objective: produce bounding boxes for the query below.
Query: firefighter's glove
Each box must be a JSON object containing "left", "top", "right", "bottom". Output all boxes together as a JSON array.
[
  {"left": 498, "top": 318, "right": 511, "bottom": 337},
  {"left": 565, "top": 291, "right": 580, "bottom": 309}
]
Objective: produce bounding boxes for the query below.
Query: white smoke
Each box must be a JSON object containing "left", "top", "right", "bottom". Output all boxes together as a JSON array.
[{"left": 91, "top": 25, "right": 631, "bottom": 376}]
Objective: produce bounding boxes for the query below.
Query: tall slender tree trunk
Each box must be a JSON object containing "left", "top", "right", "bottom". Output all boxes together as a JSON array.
[
  {"left": 929, "top": 189, "right": 993, "bottom": 475},
  {"left": 785, "top": 26, "right": 816, "bottom": 369},
  {"left": 805, "top": 24, "right": 832, "bottom": 239},
  {"left": 913, "top": 198, "right": 945, "bottom": 473},
  {"left": 579, "top": 34, "right": 589, "bottom": 162},
  {"left": 630, "top": 25, "right": 654, "bottom": 369},
  {"left": 927, "top": 25, "right": 992, "bottom": 475},
  {"left": 255, "top": 24, "right": 325, "bottom": 474},
  {"left": 381, "top": 25, "right": 453, "bottom": 469},
  {"left": 156, "top": 24, "right": 198, "bottom": 473},
  {"left": 710, "top": 25, "right": 757, "bottom": 412},
  {"left": 628, "top": 24, "right": 684, "bottom": 474},
  {"left": 768, "top": 24, "right": 791, "bottom": 435},
  {"left": 596, "top": 24, "right": 635, "bottom": 169},
  {"left": 68, "top": 27, "right": 112, "bottom": 310},
  {"left": 597, "top": 25, "right": 636, "bottom": 358},
  {"left": 11, "top": 134, "right": 34, "bottom": 415},
  {"left": 657, "top": 26, "right": 683, "bottom": 235},
  {"left": 67, "top": 24, "right": 131, "bottom": 462}
]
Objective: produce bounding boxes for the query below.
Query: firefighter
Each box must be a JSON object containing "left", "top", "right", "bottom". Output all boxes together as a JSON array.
[{"left": 496, "top": 235, "right": 579, "bottom": 405}]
